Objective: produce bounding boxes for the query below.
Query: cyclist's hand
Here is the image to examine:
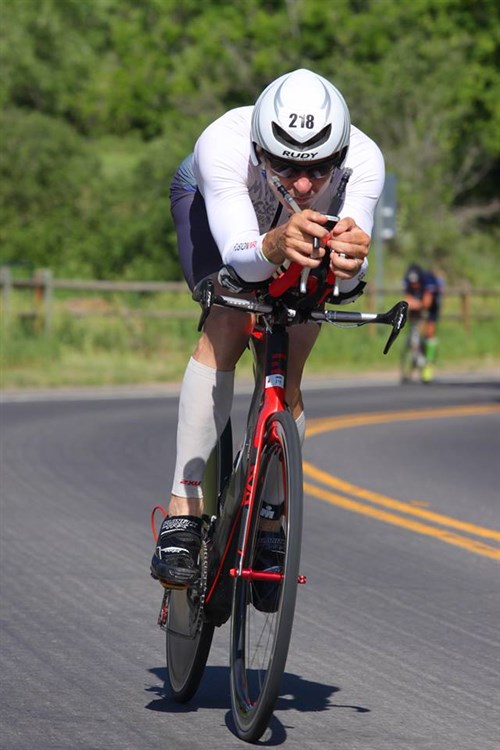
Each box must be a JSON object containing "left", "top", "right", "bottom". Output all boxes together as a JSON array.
[
  {"left": 405, "top": 295, "right": 423, "bottom": 312},
  {"left": 326, "top": 217, "right": 370, "bottom": 280},
  {"left": 263, "top": 210, "right": 333, "bottom": 267}
]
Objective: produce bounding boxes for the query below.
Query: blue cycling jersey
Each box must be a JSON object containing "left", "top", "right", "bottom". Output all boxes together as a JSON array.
[
  {"left": 404, "top": 268, "right": 444, "bottom": 321},
  {"left": 404, "top": 270, "right": 443, "bottom": 300}
]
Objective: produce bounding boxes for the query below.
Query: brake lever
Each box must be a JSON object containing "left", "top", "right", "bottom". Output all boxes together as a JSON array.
[
  {"left": 300, "top": 235, "right": 334, "bottom": 294},
  {"left": 382, "top": 301, "right": 408, "bottom": 354},
  {"left": 193, "top": 279, "right": 215, "bottom": 332},
  {"left": 299, "top": 238, "right": 320, "bottom": 294}
]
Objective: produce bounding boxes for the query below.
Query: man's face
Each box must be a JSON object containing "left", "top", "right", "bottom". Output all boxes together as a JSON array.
[
  {"left": 263, "top": 152, "right": 336, "bottom": 208},
  {"left": 277, "top": 171, "right": 332, "bottom": 208}
]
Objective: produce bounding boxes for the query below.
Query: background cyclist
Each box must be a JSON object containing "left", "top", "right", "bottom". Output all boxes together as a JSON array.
[
  {"left": 151, "top": 68, "right": 385, "bottom": 588},
  {"left": 403, "top": 263, "right": 444, "bottom": 381}
]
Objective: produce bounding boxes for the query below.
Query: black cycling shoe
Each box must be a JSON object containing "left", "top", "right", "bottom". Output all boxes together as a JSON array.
[
  {"left": 151, "top": 515, "right": 202, "bottom": 588},
  {"left": 252, "top": 529, "right": 285, "bottom": 613}
]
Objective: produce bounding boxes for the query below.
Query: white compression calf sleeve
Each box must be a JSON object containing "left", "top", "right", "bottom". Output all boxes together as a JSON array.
[
  {"left": 295, "top": 411, "right": 306, "bottom": 446},
  {"left": 171, "top": 357, "right": 234, "bottom": 499}
]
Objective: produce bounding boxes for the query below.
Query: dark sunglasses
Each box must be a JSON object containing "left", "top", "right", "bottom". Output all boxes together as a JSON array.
[{"left": 263, "top": 150, "right": 339, "bottom": 180}]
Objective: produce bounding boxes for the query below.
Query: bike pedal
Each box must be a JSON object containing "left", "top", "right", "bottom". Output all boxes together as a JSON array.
[{"left": 158, "top": 579, "right": 188, "bottom": 591}]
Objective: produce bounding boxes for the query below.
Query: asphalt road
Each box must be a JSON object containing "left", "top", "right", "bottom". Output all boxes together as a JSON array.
[{"left": 1, "top": 374, "right": 499, "bottom": 750}]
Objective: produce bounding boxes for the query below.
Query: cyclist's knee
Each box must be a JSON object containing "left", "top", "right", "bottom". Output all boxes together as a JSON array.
[
  {"left": 286, "top": 388, "right": 304, "bottom": 418},
  {"left": 194, "top": 307, "right": 252, "bottom": 369}
]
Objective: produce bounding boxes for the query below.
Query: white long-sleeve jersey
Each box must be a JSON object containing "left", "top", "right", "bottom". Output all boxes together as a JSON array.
[{"left": 192, "top": 106, "right": 385, "bottom": 282}]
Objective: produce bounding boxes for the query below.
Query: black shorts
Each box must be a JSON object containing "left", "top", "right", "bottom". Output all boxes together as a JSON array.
[
  {"left": 170, "top": 173, "right": 222, "bottom": 291},
  {"left": 428, "top": 295, "right": 441, "bottom": 322}
]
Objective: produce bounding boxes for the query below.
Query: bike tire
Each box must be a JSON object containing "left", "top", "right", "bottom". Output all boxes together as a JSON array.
[
  {"left": 230, "top": 410, "right": 303, "bottom": 742},
  {"left": 166, "top": 420, "right": 232, "bottom": 702},
  {"left": 400, "top": 327, "right": 419, "bottom": 383},
  {"left": 165, "top": 577, "right": 214, "bottom": 702},
  {"left": 400, "top": 346, "right": 414, "bottom": 383}
]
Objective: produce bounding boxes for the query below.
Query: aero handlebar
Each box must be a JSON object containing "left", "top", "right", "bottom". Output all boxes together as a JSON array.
[{"left": 193, "top": 272, "right": 408, "bottom": 355}]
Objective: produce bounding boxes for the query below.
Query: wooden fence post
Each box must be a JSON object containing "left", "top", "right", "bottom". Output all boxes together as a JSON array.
[
  {"left": 42, "top": 269, "right": 54, "bottom": 335},
  {"left": 33, "top": 268, "right": 44, "bottom": 333},
  {"left": 33, "top": 268, "right": 54, "bottom": 334},
  {"left": 460, "top": 282, "right": 471, "bottom": 331},
  {"left": 0, "top": 266, "right": 12, "bottom": 329}
]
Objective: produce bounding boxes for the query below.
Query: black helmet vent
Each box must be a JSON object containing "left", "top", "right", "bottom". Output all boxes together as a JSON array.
[{"left": 271, "top": 122, "right": 332, "bottom": 152}]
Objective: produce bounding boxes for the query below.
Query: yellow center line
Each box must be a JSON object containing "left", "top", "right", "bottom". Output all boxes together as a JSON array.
[
  {"left": 303, "top": 482, "right": 500, "bottom": 561},
  {"left": 303, "top": 404, "right": 500, "bottom": 559},
  {"left": 303, "top": 461, "right": 500, "bottom": 542},
  {"left": 306, "top": 404, "right": 500, "bottom": 437}
]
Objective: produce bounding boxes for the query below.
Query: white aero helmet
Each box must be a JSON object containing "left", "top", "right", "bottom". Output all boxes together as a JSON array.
[{"left": 251, "top": 68, "right": 350, "bottom": 167}]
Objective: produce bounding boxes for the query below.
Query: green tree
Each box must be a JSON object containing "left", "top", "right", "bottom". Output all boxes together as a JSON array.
[
  {"left": 0, "top": 0, "right": 498, "bottom": 282},
  {"left": 0, "top": 109, "right": 104, "bottom": 272}
]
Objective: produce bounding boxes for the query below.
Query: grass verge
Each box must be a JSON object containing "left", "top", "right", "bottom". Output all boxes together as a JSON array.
[{"left": 1, "top": 301, "right": 498, "bottom": 390}]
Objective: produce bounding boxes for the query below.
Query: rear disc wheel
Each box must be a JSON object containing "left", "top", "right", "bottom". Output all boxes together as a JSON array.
[
  {"left": 165, "top": 542, "right": 214, "bottom": 702},
  {"left": 165, "top": 421, "right": 232, "bottom": 702}
]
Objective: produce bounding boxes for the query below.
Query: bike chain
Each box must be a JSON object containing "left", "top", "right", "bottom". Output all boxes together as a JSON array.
[
  {"left": 157, "top": 590, "right": 169, "bottom": 631},
  {"left": 191, "top": 537, "right": 209, "bottom": 635}
]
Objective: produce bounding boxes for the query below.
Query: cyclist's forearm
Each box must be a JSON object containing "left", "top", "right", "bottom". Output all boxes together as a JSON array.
[
  {"left": 261, "top": 226, "right": 288, "bottom": 265},
  {"left": 220, "top": 234, "right": 279, "bottom": 282},
  {"left": 405, "top": 296, "right": 423, "bottom": 311},
  {"left": 422, "top": 290, "right": 433, "bottom": 309}
]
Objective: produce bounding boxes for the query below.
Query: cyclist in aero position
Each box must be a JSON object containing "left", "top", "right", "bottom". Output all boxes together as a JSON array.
[
  {"left": 151, "top": 68, "right": 385, "bottom": 589},
  {"left": 403, "top": 263, "right": 443, "bottom": 382}
]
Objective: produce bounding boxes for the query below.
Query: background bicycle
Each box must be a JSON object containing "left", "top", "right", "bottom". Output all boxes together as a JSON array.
[{"left": 400, "top": 319, "right": 427, "bottom": 383}]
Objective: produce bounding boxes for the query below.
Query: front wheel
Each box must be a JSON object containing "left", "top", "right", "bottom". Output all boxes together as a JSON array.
[{"left": 230, "top": 410, "right": 303, "bottom": 742}]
